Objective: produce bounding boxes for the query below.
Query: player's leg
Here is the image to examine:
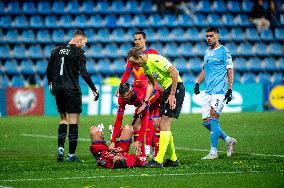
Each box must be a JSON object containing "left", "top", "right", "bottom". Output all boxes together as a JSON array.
[
  {"left": 145, "top": 117, "right": 154, "bottom": 157},
  {"left": 90, "top": 125, "right": 104, "bottom": 142},
  {"left": 133, "top": 118, "right": 146, "bottom": 159},
  {"left": 115, "top": 124, "right": 133, "bottom": 153},
  {"left": 152, "top": 117, "right": 160, "bottom": 157}
]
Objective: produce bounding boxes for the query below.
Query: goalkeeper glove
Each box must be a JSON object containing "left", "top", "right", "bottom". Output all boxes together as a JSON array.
[
  {"left": 225, "top": 89, "right": 232, "bottom": 104},
  {"left": 92, "top": 87, "right": 99, "bottom": 101},
  {"left": 194, "top": 83, "right": 200, "bottom": 95}
]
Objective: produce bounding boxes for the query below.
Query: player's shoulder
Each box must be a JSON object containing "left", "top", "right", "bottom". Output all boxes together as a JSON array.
[
  {"left": 220, "top": 45, "right": 230, "bottom": 54},
  {"left": 144, "top": 48, "right": 160, "bottom": 55}
]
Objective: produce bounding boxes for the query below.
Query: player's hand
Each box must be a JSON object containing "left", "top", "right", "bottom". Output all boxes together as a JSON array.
[
  {"left": 132, "top": 141, "right": 142, "bottom": 156},
  {"left": 166, "top": 94, "right": 176, "bottom": 110},
  {"left": 109, "top": 142, "right": 115, "bottom": 150},
  {"left": 137, "top": 102, "right": 147, "bottom": 114},
  {"left": 48, "top": 82, "right": 55, "bottom": 95},
  {"left": 194, "top": 83, "right": 200, "bottom": 95},
  {"left": 92, "top": 87, "right": 99, "bottom": 101},
  {"left": 225, "top": 89, "right": 232, "bottom": 104}
]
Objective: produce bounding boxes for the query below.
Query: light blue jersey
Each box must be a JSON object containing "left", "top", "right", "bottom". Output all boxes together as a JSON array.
[{"left": 203, "top": 45, "right": 233, "bottom": 94}]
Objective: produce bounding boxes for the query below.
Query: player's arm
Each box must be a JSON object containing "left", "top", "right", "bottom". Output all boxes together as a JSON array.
[
  {"left": 111, "top": 99, "right": 125, "bottom": 144},
  {"left": 137, "top": 77, "right": 154, "bottom": 114},
  {"left": 227, "top": 68, "right": 233, "bottom": 90},
  {"left": 225, "top": 50, "right": 234, "bottom": 103},
  {"left": 120, "top": 61, "right": 133, "bottom": 83},
  {"left": 194, "top": 69, "right": 205, "bottom": 95},
  {"left": 168, "top": 65, "right": 179, "bottom": 95},
  {"left": 46, "top": 49, "right": 56, "bottom": 84}
]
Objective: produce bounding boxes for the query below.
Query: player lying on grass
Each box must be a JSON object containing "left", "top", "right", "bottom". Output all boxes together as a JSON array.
[
  {"left": 89, "top": 124, "right": 146, "bottom": 169},
  {"left": 110, "top": 82, "right": 163, "bottom": 160}
]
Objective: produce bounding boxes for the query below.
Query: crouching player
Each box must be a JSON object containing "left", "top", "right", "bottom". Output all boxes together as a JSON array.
[{"left": 89, "top": 124, "right": 145, "bottom": 169}]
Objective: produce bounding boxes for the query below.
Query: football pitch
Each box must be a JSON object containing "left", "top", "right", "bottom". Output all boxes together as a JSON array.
[{"left": 0, "top": 112, "right": 283, "bottom": 188}]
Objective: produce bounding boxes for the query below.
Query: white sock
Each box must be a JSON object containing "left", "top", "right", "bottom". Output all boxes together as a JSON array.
[
  {"left": 225, "top": 136, "right": 231, "bottom": 143},
  {"left": 58, "top": 147, "right": 64, "bottom": 152},
  {"left": 210, "top": 147, "right": 217, "bottom": 155},
  {"left": 68, "top": 153, "right": 75, "bottom": 157},
  {"left": 145, "top": 145, "right": 151, "bottom": 156}
]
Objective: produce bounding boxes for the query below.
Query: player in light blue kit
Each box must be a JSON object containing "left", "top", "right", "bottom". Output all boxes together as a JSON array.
[{"left": 194, "top": 27, "right": 237, "bottom": 160}]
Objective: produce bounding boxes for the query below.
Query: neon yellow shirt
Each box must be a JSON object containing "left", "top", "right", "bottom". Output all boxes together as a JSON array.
[{"left": 143, "top": 54, "right": 182, "bottom": 89}]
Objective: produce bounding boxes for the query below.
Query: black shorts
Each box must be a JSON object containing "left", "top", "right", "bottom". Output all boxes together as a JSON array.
[
  {"left": 160, "top": 82, "right": 185, "bottom": 119},
  {"left": 55, "top": 92, "right": 82, "bottom": 114}
]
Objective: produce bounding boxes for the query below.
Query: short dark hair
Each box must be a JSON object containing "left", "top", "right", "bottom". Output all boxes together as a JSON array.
[
  {"left": 119, "top": 83, "right": 131, "bottom": 96},
  {"left": 134, "top": 31, "right": 146, "bottom": 39},
  {"left": 74, "top": 30, "right": 87, "bottom": 38},
  {"left": 206, "top": 27, "right": 219, "bottom": 34},
  {"left": 114, "top": 158, "right": 127, "bottom": 169}
]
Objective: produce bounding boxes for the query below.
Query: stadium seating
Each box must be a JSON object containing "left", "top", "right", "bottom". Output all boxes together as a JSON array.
[
  {"left": 11, "top": 75, "right": 25, "bottom": 87},
  {"left": 4, "top": 60, "right": 19, "bottom": 75},
  {"left": 20, "top": 60, "right": 35, "bottom": 75}
]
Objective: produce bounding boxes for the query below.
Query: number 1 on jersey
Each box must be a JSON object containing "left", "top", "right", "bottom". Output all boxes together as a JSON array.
[{"left": 60, "top": 57, "right": 64, "bottom": 75}]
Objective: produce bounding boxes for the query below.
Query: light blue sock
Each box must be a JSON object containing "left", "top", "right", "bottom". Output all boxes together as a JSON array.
[
  {"left": 203, "top": 122, "right": 227, "bottom": 142},
  {"left": 210, "top": 118, "right": 220, "bottom": 149}
]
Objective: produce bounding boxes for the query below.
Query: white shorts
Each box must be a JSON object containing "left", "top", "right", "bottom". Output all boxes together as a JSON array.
[{"left": 202, "top": 93, "right": 225, "bottom": 119}]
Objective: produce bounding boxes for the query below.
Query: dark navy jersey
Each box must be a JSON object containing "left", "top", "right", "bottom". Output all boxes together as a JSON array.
[{"left": 46, "top": 44, "right": 95, "bottom": 95}]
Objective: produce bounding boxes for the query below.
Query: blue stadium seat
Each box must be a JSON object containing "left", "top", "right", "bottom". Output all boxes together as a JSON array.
[
  {"left": 260, "top": 29, "right": 274, "bottom": 41},
  {"left": 279, "top": 58, "right": 284, "bottom": 71},
  {"left": 97, "top": 29, "right": 111, "bottom": 42},
  {"left": 189, "top": 58, "right": 203, "bottom": 73},
  {"left": 182, "top": 74, "right": 196, "bottom": 84},
  {"left": 234, "top": 14, "right": 252, "bottom": 27},
  {"left": 66, "top": 1, "right": 80, "bottom": 14},
  {"left": 219, "top": 27, "right": 230, "bottom": 42},
  {"left": 112, "top": 0, "right": 125, "bottom": 14},
  {"left": 226, "top": 42, "right": 238, "bottom": 56},
  {"left": 258, "top": 73, "right": 271, "bottom": 84},
  {"left": 150, "top": 43, "right": 163, "bottom": 54},
  {"left": 173, "top": 57, "right": 188, "bottom": 73},
  {"left": 14, "top": 15, "right": 29, "bottom": 28},
  {"left": 30, "top": 15, "right": 44, "bottom": 29},
  {"left": 105, "top": 14, "right": 118, "bottom": 28},
  {"left": 133, "top": 14, "right": 148, "bottom": 27},
  {"left": 234, "top": 57, "right": 248, "bottom": 72},
  {"left": 163, "top": 43, "right": 178, "bottom": 57},
  {"left": 88, "top": 44, "right": 104, "bottom": 58},
  {"left": 193, "top": 42, "right": 207, "bottom": 56},
  {"left": 0, "top": 46, "right": 11, "bottom": 58},
  {"left": 254, "top": 43, "right": 268, "bottom": 56},
  {"left": 74, "top": 15, "right": 89, "bottom": 28},
  {"left": 197, "top": 0, "right": 212, "bottom": 13},
  {"left": 11, "top": 75, "right": 25, "bottom": 87},
  {"left": 120, "top": 43, "right": 132, "bottom": 56},
  {"left": 52, "top": 1, "right": 65, "bottom": 14},
  {"left": 105, "top": 43, "right": 119, "bottom": 58},
  {"left": 43, "top": 45, "right": 55, "bottom": 58},
  {"left": 7, "top": 1, "right": 21, "bottom": 14},
  {"left": 21, "top": 30, "right": 36, "bottom": 43},
  {"left": 164, "top": 14, "right": 178, "bottom": 27},
  {"left": 234, "top": 72, "right": 241, "bottom": 84},
  {"left": 117, "top": 14, "right": 133, "bottom": 28},
  {"left": 112, "top": 58, "right": 126, "bottom": 74},
  {"left": 222, "top": 14, "right": 235, "bottom": 27},
  {"left": 238, "top": 42, "right": 253, "bottom": 56},
  {"left": 148, "top": 14, "right": 163, "bottom": 28},
  {"left": 144, "top": 28, "right": 156, "bottom": 42},
  {"left": 212, "top": 0, "right": 227, "bottom": 13},
  {"left": 185, "top": 28, "right": 200, "bottom": 42},
  {"left": 193, "top": 14, "right": 207, "bottom": 27},
  {"left": 157, "top": 28, "right": 170, "bottom": 42},
  {"left": 247, "top": 57, "right": 263, "bottom": 72},
  {"left": 0, "top": 75, "right": 9, "bottom": 88},
  {"left": 6, "top": 30, "right": 19, "bottom": 43},
  {"left": 86, "top": 59, "right": 96, "bottom": 74},
  {"left": 141, "top": 0, "right": 156, "bottom": 13},
  {"left": 83, "top": 29, "right": 95, "bottom": 42},
  {"left": 0, "top": 16, "right": 12, "bottom": 29},
  {"left": 4, "top": 60, "right": 19, "bottom": 75},
  {"left": 169, "top": 28, "right": 185, "bottom": 42},
  {"left": 273, "top": 73, "right": 283, "bottom": 84},
  {"left": 245, "top": 28, "right": 260, "bottom": 41},
  {"left": 281, "top": 14, "right": 284, "bottom": 25},
  {"left": 97, "top": 59, "right": 112, "bottom": 74},
  {"left": 91, "top": 75, "right": 103, "bottom": 85},
  {"left": 227, "top": 0, "right": 241, "bottom": 13},
  {"left": 275, "top": 28, "right": 284, "bottom": 41},
  {"left": 111, "top": 29, "right": 125, "bottom": 42},
  {"left": 89, "top": 15, "right": 104, "bottom": 28},
  {"left": 28, "top": 45, "right": 43, "bottom": 59},
  {"left": 180, "top": 43, "right": 194, "bottom": 57},
  {"left": 82, "top": 1, "right": 95, "bottom": 14},
  {"left": 179, "top": 14, "right": 193, "bottom": 27},
  {"left": 35, "top": 60, "right": 48, "bottom": 75},
  {"left": 45, "top": 15, "right": 58, "bottom": 28},
  {"left": 51, "top": 29, "right": 65, "bottom": 43},
  {"left": 231, "top": 28, "right": 245, "bottom": 41},
  {"left": 59, "top": 15, "right": 73, "bottom": 28},
  {"left": 268, "top": 42, "right": 283, "bottom": 56},
  {"left": 0, "top": 29, "right": 4, "bottom": 43},
  {"left": 207, "top": 14, "right": 221, "bottom": 27},
  {"left": 13, "top": 45, "right": 26, "bottom": 59},
  {"left": 23, "top": 1, "right": 37, "bottom": 14},
  {"left": 0, "top": 2, "right": 4, "bottom": 14},
  {"left": 242, "top": 0, "right": 254, "bottom": 12},
  {"left": 126, "top": 1, "right": 140, "bottom": 13},
  {"left": 37, "top": 30, "right": 51, "bottom": 43},
  {"left": 243, "top": 73, "right": 257, "bottom": 83},
  {"left": 20, "top": 60, "right": 35, "bottom": 75},
  {"left": 263, "top": 57, "right": 277, "bottom": 72},
  {"left": 38, "top": 1, "right": 51, "bottom": 14},
  {"left": 97, "top": 1, "right": 110, "bottom": 14}
]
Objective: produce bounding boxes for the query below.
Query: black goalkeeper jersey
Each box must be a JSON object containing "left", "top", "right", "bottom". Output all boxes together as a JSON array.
[{"left": 46, "top": 44, "right": 95, "bottom": 96}]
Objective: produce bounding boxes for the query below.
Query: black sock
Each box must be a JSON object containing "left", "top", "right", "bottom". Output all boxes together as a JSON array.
[
  {"left": 58, "top": 124, "right": 67, "bottom": 148},
  {"left": 68, "top": 124, "right": 78, "bottom": 154}
]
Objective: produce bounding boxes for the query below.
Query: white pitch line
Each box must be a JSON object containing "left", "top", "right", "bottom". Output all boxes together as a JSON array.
[
  {"left": 20, "top": 134, "right": 284, "bottom": 158},
  {"left": 1, "top": 170, "right": 283, "bottom": 182}
]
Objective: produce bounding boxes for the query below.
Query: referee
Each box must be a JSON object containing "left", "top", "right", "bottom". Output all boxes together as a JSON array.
[{"left": 46, "top": 30, "right": 99, "bottom": 162}]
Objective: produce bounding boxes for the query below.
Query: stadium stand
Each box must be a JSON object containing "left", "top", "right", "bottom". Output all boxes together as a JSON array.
[{"left": 0, "top": 0, "right": 283, "bottom": 87}]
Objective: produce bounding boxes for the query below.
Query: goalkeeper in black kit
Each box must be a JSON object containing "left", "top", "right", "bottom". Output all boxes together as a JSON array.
[{"left": 46, "top": 30, "right": 99, "bottom": 162}]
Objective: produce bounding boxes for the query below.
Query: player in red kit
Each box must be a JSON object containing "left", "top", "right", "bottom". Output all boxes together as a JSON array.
[
  {"left": 89, "top": 124, "right": 145, "bottom": 169},
  {"left": 116, "top": 31, "right": 160, "bottom": 157},
  {"left": 111, "top": 82, "right": 163, "bottom": 160}
]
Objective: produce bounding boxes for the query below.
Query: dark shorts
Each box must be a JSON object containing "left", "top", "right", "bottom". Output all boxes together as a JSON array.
[
  {"left": 160, "top": 82, "right": 185, "bottom": 119},
  {"left": 55, "top": 92, "right": 82, "bottom": 114}
]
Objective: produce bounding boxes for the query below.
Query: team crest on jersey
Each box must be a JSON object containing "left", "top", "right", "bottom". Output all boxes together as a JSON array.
[{"left": 152, "top": 72, "right": 159, "bottom": 80}]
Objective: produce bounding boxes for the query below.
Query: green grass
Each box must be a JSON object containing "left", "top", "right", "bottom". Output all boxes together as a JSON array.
[{"left": 0, "top": 112, "right": 284, "bottom": 188}]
